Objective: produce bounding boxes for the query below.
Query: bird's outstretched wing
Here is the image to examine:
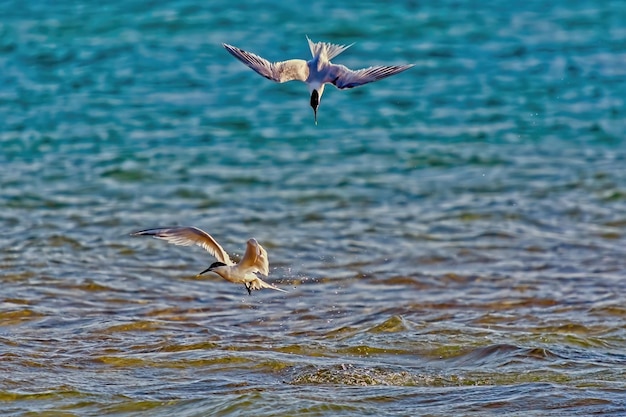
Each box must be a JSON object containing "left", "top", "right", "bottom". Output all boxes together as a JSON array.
[
  {"left": 239, "top": 238, "right": 269, "bottom": 276},
  {"left": 223, "top": 43, "right": 309, "bottom": 83},
  {"left": 329, "top": 64, "right": 414, "bottom": 89},
  {"left": 131, "top": 227, "right": 233, "bottom": 265}
]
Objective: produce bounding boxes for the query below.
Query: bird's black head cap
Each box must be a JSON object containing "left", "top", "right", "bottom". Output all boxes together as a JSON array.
[
  {"left": 310, "top": 89, "right": 320, "bottom": 108},
  {"left": 310, "top": 90, "right": 320, "bottom": 124}
]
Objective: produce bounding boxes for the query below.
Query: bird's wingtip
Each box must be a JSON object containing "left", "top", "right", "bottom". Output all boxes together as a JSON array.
[{"left": 130, "top": 228, "right": 161, "bottom": 237}]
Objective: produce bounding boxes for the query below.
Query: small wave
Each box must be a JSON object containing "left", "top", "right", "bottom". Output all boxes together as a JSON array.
[
  {"left": 290, "top": 364, "right": 424, "bottom": 386},
  {"left": 449, "top": 343, "right": 562, "bottom": 367}
]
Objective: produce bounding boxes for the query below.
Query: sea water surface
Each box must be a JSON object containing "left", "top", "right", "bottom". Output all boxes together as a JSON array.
[{"left": 1, "top": 0, "right": 626, "bottom": 415}]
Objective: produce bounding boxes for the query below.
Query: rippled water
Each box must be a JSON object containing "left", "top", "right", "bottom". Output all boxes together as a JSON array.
[{"left": 1, "top": 0, "right": 626, "bottom": 415}]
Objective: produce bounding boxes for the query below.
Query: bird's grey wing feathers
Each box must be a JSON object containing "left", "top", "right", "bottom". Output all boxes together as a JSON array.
[
  {"left": 223, "top": 43, "right": 308, "bottom": 83},
  {"left": 329, "top": 64, "right": 414, "bottom": 89},
  {"left": 131, "top": 227, "right": 233, "bottom": 265},
  {"left": 239, "top": 238, "right": 270, "bottom": 276}
]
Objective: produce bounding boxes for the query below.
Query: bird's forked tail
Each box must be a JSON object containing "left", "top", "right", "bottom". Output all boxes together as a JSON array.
[
  {"left": 306, "top": 36, "right": 354, "bottom": 61},
  {"left": 246, "top": 277, "right": 288, "bottom": 294}
]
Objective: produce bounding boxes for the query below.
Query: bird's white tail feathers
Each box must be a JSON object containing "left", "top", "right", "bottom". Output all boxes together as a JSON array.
[
  {"left": 250, "top": 277, "right": 288, "bottom": 293},
  {"left": 306, "top": 36, "right": 354, "bottom": 61}
]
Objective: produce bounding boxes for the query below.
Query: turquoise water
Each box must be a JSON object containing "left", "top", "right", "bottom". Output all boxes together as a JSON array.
[{"left": 1, "top": 0, "right": 626, "bottom": 415}]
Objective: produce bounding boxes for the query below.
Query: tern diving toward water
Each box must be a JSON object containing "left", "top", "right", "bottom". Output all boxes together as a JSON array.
[
  {"left": 222, "top": 36, "right": 414, "bottom": 124},
  {"left": 131, "top": 227, "right": 286, "bottom": 295}
]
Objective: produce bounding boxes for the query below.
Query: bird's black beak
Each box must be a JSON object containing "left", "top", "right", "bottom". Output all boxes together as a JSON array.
[
  {"left": 310, "top": 90, "right": 319, "bottom": 125},
  {"left": 198, "top": 266, "right": 212, "bottom": 275},
  {"left": 198, "top": 261, "right": 227, "bottom": 276}
]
